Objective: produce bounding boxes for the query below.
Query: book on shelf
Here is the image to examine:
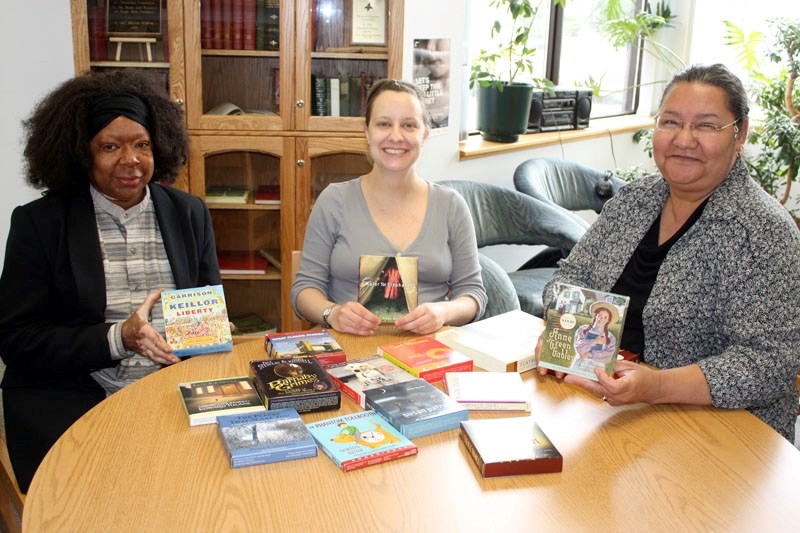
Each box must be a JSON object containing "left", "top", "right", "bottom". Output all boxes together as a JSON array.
[
  {"left": 255, "top": 0, "right": 267, "bottom": 50},
  {"left": 217, "top": 407, "right": 318, "bottom": 468},
  {"left": 205, "top": 184, "right": 250, "bottom": 203},
  {"left": 264, "top": 329, "right": 346, "bottom": 368},
  {"left": 305, "top": 410, "right": 418, "bottom": 472},
  {"left": 358, "top": 254, "right": 419, "bottom": 323},
  {"left": 444, "top": 371, "right": 531, "bottom": 412},
  {"left": 211, "top": 0, "right": 224, "bottom": 49},
  {"left": 162, "top": 285, "right": 233, "bottom": 357},
  {"left": 328, "top": 77, "right": 341, "bottom": 117},
  {"left": 460, "top": 417, "right": 563, "bottom": 478},
  {"left": 222, "top": 0, "right": 233, "bottom": 49},
  {"left": 254, "top": 184, "right": 280, "bottom": 205},
  {"left": 179, "top": 376, "right": 265, "bottom": 426},
  {"left": 231, "top": 313, "right": 277, "bottom": 336},
  {"left": 364, "top": 379, "right": 468, "bottom": 439},
  {"left": 217, "top": 250, "right": 268, "bottom": 275},
  {"left": 377, "top": 336, "right": 473, "bottom": 384},
  {"left": 242, "top": 0, "right": 257, "bottom": 50},
  {"left": 339, "top": 74, "right": 351, "bottom": 116},
  {"left": 258, "top": 247, "right": 282, "bottom": 271},
  {"left": 435, "top": 310, "right": 545, "bottom": 373},
  {"left": 88, "top": 5, "right": 108, "bottom": 61},
  {"left": 264, "top": 0, "right": 280, "bottom": 50},
  {"left": 231, "top": 0, "right": 243, "bottom": 49},
  {"left": 201, "top": 1, "right": 213, "bottom": 49},
  {"left": 326, "top": 354, "right": 417, "bottom": 408},
  {"left": 249, "top": 357, "right": 341, "bottom": 413},
  {"left": 311, "top": 75, "right": 328, "bottom": 116},
  {"left": 538, "top": 283, "right": 630, "bottom": 381}
]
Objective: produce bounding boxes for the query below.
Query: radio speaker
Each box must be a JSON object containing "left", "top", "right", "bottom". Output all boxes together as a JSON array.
[
  {"left": 527, "top": 91, "right": 544, "bottom": 133},
  {"left": 575, "top": 89, "right": 592, "bottom": 129}
]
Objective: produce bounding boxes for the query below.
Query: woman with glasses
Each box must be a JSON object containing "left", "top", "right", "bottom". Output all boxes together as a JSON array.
[{"left": 539, "top": 63, "right": 800, "bottom": 442}]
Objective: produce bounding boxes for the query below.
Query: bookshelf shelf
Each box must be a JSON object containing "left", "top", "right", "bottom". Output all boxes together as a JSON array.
[{"left": 90, "top": 61, "right": 170, "bottom": 69}]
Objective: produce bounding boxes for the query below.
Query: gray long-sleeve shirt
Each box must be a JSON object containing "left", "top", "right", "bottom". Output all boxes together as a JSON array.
[
  {"left": 291, "top": 178, "right": 487, "bottom": 321},
  {"left": 544, "top": 158, "right": 800, "bottom": 441}
]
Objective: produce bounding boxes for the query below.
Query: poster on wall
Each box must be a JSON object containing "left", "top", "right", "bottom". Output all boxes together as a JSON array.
[{"left": 413, "top": 38, "right": 451, "bottom": 132}]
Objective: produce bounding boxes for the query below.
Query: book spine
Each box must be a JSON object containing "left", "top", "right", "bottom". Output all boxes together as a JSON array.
[
  {"left": 231, "top": 0, "right": 244, "bottom": 49},
  {"left": 457, "top": 401, "right": 530, "bottom": 412},
  {"left": 329, "top": 77, "right": 341, "bottom": 117},
  {"left": 377, "top": 349, "right": 421, "bottom": 379},
  {"left": 201, "top": 1, "right": 213, "bottom": 49},
  {"left": 160, "top": 7, "right": 170, "bottom": 61},
  {"left": 212, "top": 0, "right": 224, "bottom": 49},
  {"left": 264, "top": 0, "right": 280, "bottom": 50},
  {"left": 88, "top": 6, "right": 107, "bottom": 61},
  {"left": 222, "top": 0, "right": 233, "bottom": 49},
  {"left": 339, "top": 75, "right": 351, "bottom": 116},
  {"left": 256, "top": 0, "right": 266, "bottom": 49},
  {"left": 327, "top": 373, "right": 364, "bottom": 407},
  {"left": 402, "top": 415, "right": 465, "bottom": 439},
  {"left": 459, "top": 427, "right": 487, "bottom": 475},
  {"left": 311, "top": 75, "right": 328, "bottom": 116},
  {"left": 242, "top": 0, "right": 256, "bottom": 50},
  {"left": 341, "top": 445, "right": 418, "bottom": 472}
]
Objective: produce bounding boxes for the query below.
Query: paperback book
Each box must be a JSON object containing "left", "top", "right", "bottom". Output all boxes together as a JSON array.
[
  {"left": 435, "top": 310, "right": 545, "bottom": 373},
  {"left": 460, "top": 417, "right": 563, "bottom": 478},
  {"left": 326, "top": 354, "right": 417, "bottom": 408},
  {"left": 364, "top": 379, "right": 468, "bottom": 439},
  {"left": 265, "top": 329, "right": 346, "bottom": 368},
  {"left": 249, "top": 357, "right": 341, "bottom": 413},
  {"left": 217, "top": 407, "right": 318, "bottom": 468},
  {"left": 377, "top": 336, "right": 473, "bottom": 384},
  {"left": 305, "top": 410, "right": 418, "bottom": 472},
  {"left": 162, "top": 285, "right": 233, "bottom": 357},
  {"left": 444, "top": 371, "right": 531, "bottom": 412},
  {"left": 538, "top": 283, "right": 630, "bottom": 381},
  {"left": 357, "top": 255, "right": 419, "bottom": 322},
  {"left": 179, "top": 376, "right": 265, "bottom": 426}
]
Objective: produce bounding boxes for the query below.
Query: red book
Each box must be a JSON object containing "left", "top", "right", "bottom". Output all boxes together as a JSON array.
[
  {"left": 201, "top": 0, "right": 213, "bottom": 49},
  {"left": 88, "top": 6, "right": 107, "bottom": 61},
  {"left": 460, "top": 418, "right": 563, "bottom": 478},
  {"left": 377, "top": 336, "right": 473, "bottom": 384},
  {"left": 218, "top": 250, "right": 268, "bottom": 274},
  {"left": 232, "top": 0, "right": 243, "bottom": 49},
  {"left": 222, "top": 0, "right": 233, "bottom": 49},
  {"left": 211, "top": 0, "right": 223, "bottom": 49},
  {"left": 160, "top": 7, "right": 170, "bottom": 61},
  {"left": 242, "top": 0, "right": 256, "bottom": 50},
  {"left": 254, "top": 184, "right": 280, "bottom": 205}
]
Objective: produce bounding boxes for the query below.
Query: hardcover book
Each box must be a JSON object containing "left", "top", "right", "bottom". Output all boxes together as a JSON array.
[
  {"left": 538, "top": 283, "right": 630, "bottom": 381},
  {"left": 435, "top": 310, "right": 545, "bottom": 373},
  {"left": 205, "top": 184, "right": 250, "bottom": 203},
  {"left": 162, "top": 285, "right": 233, "bottom": 357},
  {"left": 377, "top": 336, "right": 473, "bottom": 384},
  {"left": 460, "top": 417, "right": 563, "bottom": 478},
  {"left": 357, "top": 255, "right": 419, "bottom": 323},
  {"left": 249, "top": 357, "right": 341, "bottom": 413},
  {"left": 254, "top": 184, "right": 281, "bottom": 205},
  {"left": 326, "top": 354, "right": 417, "bottom": 408},
  {"left": 264, "top": 329, "right": 346, "bottom": 368},
  {"left": 305, "top": 410, "right": 418, "bottom": 472},
  {"left": 364, "top": 379, "right": 469, "bottom": 439},
  {"left": 444, "top": 371, "right": 531, "bottom": 412},
  {"left": 179, "top": 376, "right": 265, "bottom": 426},
  {"left": 217, "top": 407, "right": 318, "bottom": 468},
  {"left": 217, "top": 250, "right": 268, "bottom": 275}
]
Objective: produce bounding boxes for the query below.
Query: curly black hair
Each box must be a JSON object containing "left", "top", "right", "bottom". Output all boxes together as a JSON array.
[{"left": 22, "top": 69, "right": 188, "bottom": 193}]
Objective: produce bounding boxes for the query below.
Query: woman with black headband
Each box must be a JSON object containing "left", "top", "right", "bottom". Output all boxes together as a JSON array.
[{"left": 0, "top": 69, "right": 221, "bottom": 492}]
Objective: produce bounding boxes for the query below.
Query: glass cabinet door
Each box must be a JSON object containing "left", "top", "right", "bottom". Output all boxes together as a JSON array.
[{"left": 183, "top": 0, "right": 290, "bottom": 131}]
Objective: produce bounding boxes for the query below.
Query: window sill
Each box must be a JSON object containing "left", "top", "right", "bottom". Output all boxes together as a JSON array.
[{"left": 458, "top": 115, "right": 653, "bottom": 161}]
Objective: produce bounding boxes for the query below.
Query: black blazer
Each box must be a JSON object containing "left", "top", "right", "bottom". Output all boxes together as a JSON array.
[{"left": 0, "top": 183, "right": 221, "bottom": 389}]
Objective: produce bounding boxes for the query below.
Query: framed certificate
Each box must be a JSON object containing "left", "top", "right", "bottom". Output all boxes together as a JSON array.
[
  {"left": 348, "top": 0, "right": 387, "bottom": 46},
  {"left": 106, "top": 0, "right": 162, "bottom": 37}
]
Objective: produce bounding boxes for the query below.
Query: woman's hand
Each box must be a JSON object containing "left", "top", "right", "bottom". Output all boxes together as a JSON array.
[
  {"left": 330, "top": 301, "right": 381, "bottom": 336},
  {"left": 395, "top": 302, "right": 447, "bottom": 335},
  {"left": 121, "top": 289, "right": 179, "bottom": 365},
  {"left": 563, "top": 361, "right": 656, "bottom": 404}
]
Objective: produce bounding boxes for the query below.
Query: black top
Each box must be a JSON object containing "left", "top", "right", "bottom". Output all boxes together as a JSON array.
[{"left": 611, "top": 199, "right": 709, "bottom": 359}]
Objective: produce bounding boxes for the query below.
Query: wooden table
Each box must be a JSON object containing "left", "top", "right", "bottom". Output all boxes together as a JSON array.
[{"left": 23, "top": 326, "right": 800, "bottom": 532}]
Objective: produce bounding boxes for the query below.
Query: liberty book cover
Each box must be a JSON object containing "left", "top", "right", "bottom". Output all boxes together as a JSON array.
[
  {"left": 460, "top": 417, "right": 562, "bottom": 478},
  {"left": 179, "top": 376, "right": 265, "bottom": 426},
  {"left": 364, "top": 378, "right": 468, "bottom": 439},
  {"left": 249, "top": 357, "right": 341, "bottom": 413},
  {"left": 162, "top": 285, "right": 233, "bottom": 357},
  {"left": 305, "top": 410, "right": 418, "bottom": 472},
  {"left": 538, "top": 283, "right": 629, "bottom": 381},
  {"left": 357, "top": 254, "right": 419, "bottom": 322},
  {"left": 217, "top": 407, "right": 318, "bottom": 468}
]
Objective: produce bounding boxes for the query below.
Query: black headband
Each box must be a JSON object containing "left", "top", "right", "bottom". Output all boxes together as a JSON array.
[{"left": 87, "top": 93, "right": 152, "bottom": 140}]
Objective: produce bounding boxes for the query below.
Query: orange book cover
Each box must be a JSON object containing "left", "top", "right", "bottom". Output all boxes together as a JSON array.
[{"left": 377, "top": 336, "right": 473, "bottom": 384}]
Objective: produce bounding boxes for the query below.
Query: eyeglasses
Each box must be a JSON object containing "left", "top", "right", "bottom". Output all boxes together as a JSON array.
[{"left": 654, "top": 115, "right": 739, "bottom": 139}]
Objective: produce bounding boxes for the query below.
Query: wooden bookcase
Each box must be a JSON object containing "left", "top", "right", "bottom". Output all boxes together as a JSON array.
[{"left": 70, "top": 0, "right": 404, "bottom": 338}]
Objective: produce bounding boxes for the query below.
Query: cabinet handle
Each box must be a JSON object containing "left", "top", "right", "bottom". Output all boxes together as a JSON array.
[
  {"left": 296, "top": 160, "right": 305, "bottom": 167},
  {"left": 175, "top": 98, "right": 184, "bottom": 106},
  {"left": 296, "top": 99, "right": 305, "bottom": 108}
]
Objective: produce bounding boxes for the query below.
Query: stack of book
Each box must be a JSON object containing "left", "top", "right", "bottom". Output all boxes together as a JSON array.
[
  {"left": 205, "top": 185, "right": 250, "bottom": 204},
  {"left": 200, "top": 0, "right": 278, "bottom": 51}
]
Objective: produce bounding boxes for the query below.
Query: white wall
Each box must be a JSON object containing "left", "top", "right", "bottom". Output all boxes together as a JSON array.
[{"left": 0, "top": 3, "right": 74, "bottom": 260}]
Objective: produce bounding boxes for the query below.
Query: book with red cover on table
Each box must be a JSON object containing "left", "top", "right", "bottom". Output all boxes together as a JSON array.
[
  {"left": 444, "top": 371, "right": 531, "bottom": 412},
  {"left": 460, "top": 417, "right": 563, "bottom": 478},
  {"left": 377, "top": 336, "right": 473, "bottom": 384},
  {"left": 305, "top": 410, "right": 418, "bottom": 472},
  {"left": 264, "top": 329, "right": 346, "bottom": 368},
  {"left": 326, "top": 354, "right": 417, "bottom": 408},
  {"left": 249, "top": 357, "right": 341, "bottom": 413},
  {"left": 217, "top": 250, "right": 268, "bottom": 275},
  {"left": 162, "top": 285, "right": 233, "bottom": 357},
  {"left": 357, "top": 254, "right": 418, "bottom": 323},
  {"left": 179, "top": 376, "right": 265, "bottom": 426}
]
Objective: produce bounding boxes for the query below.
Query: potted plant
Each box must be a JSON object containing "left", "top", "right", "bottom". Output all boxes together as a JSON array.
[{"left": 469, "top": 0, "right": 566, "bottom": 142}]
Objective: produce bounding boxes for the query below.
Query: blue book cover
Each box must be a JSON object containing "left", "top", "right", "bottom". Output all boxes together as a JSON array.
[
  {"left": 305, "top": 410, "right": 418, "bottom": 472},
  {"left": 162, "top": 285, "right": 233, "bottom": 357},
  {"left": 217, "top": 407, "right": 318, "bottom": 468},
  {"left": 364, "top": 379, "right": 469, "bottom": 439}
]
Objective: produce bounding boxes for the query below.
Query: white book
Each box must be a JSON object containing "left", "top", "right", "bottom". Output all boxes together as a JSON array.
[
  {"left": 329, "top": 78, "right": 341, "bottom": 117},
  {"left": 435, "top": 310, "right": 545, "bottom": 373},
  {"left": 444, "top": 371, "right": 531, "bottom": 412}
]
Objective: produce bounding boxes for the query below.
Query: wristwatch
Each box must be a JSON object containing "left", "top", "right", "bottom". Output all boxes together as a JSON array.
[{"left": 321, "top": 304, "right": 337, "bottom": 329}]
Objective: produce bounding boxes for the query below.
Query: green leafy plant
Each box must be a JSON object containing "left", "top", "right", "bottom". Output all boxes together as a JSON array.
[
  {"left": 469, "top": 0, "right": 566, "bottom": 91},
  {"left": 603, "top": 0, "right": 681, "bottom": 73}
]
